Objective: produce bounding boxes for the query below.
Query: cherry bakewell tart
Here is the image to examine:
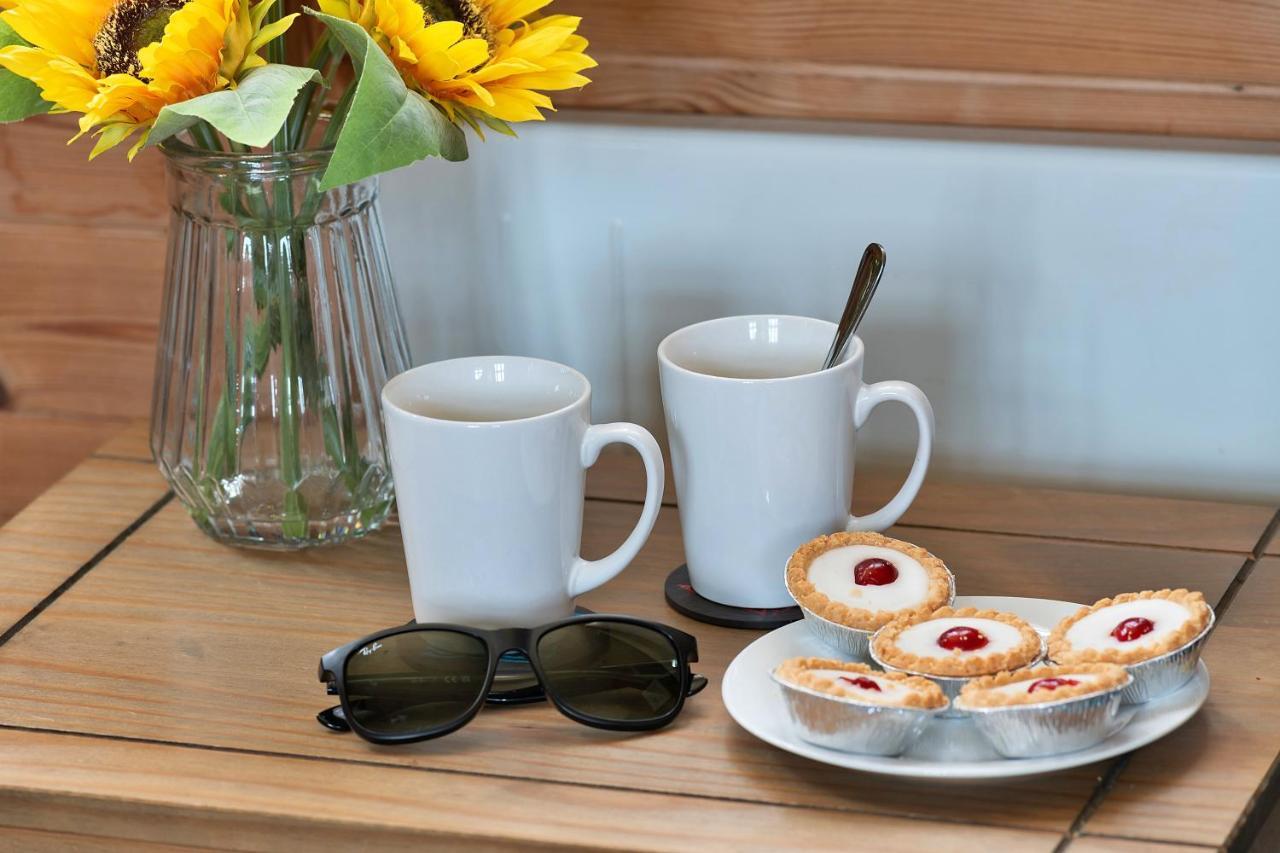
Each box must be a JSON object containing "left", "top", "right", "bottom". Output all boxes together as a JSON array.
[
  {"left": 955, "top": 663, "right": 1131, "bottom": 709},
  {"left": 784, "top": 532, "right": 954, "bottom": 658},
  {"left": 773, "top": 658, "right": 948, "bottom": 709},
  {"left": 954, "top": 664, "right": 1133, "bottom": 758},
  {"left": 870, "top": 607, "right": 1043, "bottom": 707},
  {"left": 1048, "top": 589, "right": 1213, "bottom": 703},
  {"left": 771, "top": 658, "right": 947, "bottom": 755}
]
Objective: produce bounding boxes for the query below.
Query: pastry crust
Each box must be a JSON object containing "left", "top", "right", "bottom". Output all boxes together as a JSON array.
[
  {"left": 773, "top": 657, "right": 948, "bottom": 709},
  {"left": 1047, "top": 589, "right": 1212, "bottom": 665},
  {"left": 871, "top": 607, "right": 1043, "bottom": 678},
  {"left": 784, "top": 532, "right": 953, "bottom": 631},
  {"left": 957, "top": 663, "right": 1130, "bottom": 708}
]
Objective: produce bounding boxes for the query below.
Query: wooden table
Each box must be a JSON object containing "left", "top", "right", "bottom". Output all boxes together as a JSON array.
[{"left": 0, "top": 425, "right": 1276, "bottom": 851}]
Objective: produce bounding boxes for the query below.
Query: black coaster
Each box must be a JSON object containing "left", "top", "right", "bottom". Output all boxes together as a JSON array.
[{"left": 664, "top": 565, "right": 802, "bottom": 630}]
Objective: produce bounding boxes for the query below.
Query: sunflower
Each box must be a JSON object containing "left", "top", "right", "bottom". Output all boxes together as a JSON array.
[
  {"left": 318, "top": 0, "right": 594, "bottom": 127},
  {"left": 0, "top": 0, "right": 295, "bottom": 157}
]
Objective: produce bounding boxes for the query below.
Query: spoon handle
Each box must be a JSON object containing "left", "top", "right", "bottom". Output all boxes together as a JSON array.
[{"left": 824, "top": 243, "right": 886, "bottom": 370}]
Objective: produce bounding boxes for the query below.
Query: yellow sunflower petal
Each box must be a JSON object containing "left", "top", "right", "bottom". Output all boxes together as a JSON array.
[
  {"left": 475, "top": 87, "right": 550, "bottom": 122},
  {"left": 499, "top": 70, "right": 588, "bottom": 90},
  {"left": 317, "top": 0, "right": 357, "bottom": 19},
  {"left": 88, "top": 120, "right": 141, "bottom": 159},
  {"left": 444, "top": 37, "right": 487, "bottom": 73},
  {"left": 502, "top": 23, "right": 576, "bottom": 60},
  {"left": 392, "top": 35, "right": 418, "bottom": 65},
  {"left": 416, "top": 19, "right": 464, "bottom": 53},
  {"left": 483, "top": 0, "right": 552, "bottom": 32},
  {"left": 2, "top": 0, "right": 114, "bottom": 69},
  {"left": 0, "top": 45, "right": 98, "bottom": 112},
  {"left": 142, "top": 0, "right": 239, "bottom": 92},
  {"left": 246, "top": 11, "right": 296, "bottom": 57}
]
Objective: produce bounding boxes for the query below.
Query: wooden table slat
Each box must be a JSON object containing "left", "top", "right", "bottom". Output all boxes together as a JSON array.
[
  {"left": 89, "top": 422, "right": 153, "bottom": 464},
  {"left": 0, "top": 458, "right": 169, "bottom": 630},
  {"left": 0, "top": 730, "right": 1064, "bottom": 852},
  {"left": 1067, "top": 836, "right": 1213, "bottom": 852},
  {"left": 1077, "top": 624, "right": 1280, "bottom": 847}
]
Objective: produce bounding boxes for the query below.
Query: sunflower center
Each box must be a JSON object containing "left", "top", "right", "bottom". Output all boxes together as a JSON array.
[
  {"left": 416, "top": 0, "right": 491, "bottom": 42},
  {"left": 94, "top": 0, "right": 186, "bottom": 78}
]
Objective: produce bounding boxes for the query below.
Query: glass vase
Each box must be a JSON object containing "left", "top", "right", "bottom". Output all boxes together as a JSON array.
[{"left": 150, "top": 141, "right": 410, "bottom": 549}]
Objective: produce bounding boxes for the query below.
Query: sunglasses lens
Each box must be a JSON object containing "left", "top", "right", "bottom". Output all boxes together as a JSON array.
[
  {"left": 343, "top": 630, "right": 489, "bottom": 736},
  {"left": 536, "top": 621, "right": 683, "bottom": 722}
]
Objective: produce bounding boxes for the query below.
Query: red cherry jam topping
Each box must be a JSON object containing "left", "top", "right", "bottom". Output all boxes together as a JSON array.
[
  {"left": 1027, "top": 677, "right": 1081, "bottom": 694},
  {"left": 937, "top": 626, "right": 989, "bottom": 651},
  {"left": 1111, "top": 616, "right": 1155, "bottom": 643},
  {"left": 838, "top": 675, "right": 882, "bottom": 692},
  {"left": 853, "top": 558, "right": 898, "bottom": 586}
]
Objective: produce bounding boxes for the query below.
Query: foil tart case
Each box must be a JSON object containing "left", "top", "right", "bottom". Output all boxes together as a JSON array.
[
  {"left": 770, "top": 669, "right": 946, "bottom": 755},
  {"left": 1114, "top": 608, "right": 1215, "bottom": 704},
  {"left": 957, "top": 673, "right": 1134, "bottom": 758}
]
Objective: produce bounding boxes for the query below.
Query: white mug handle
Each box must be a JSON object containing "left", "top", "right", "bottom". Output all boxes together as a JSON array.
[
  {"left": 568, "top": 423, "right": 665, "bottom": 598},
  {"left": 846, "top": 380, "right": 934, "bottom": 532}
]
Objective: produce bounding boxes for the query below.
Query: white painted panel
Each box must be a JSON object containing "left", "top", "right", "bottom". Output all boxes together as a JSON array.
[{"left": 379, "top": 115, "right": 1280, "bottom": 502}]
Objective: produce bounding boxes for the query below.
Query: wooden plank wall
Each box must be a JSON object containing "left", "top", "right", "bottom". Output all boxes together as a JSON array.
[
  {"left": 5, "top": 1, "right": 1280, "bottom": 519},
  {"left": 560, "top": 0, "right": 1280, "bottom": 139},
  {"left": 0, "top": 116, "right": 165, "bottom": 521}
]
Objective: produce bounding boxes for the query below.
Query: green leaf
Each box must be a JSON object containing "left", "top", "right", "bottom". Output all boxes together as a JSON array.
[
  {"left": 305, "top": 9, "right": 467, "bottom": 191},
  {"left": 0, "top": 19, "right": 51, "bottom": 123},
  {"left": 467, "top": 105, "right": 517, "bottom": 139},
  {"left": 146, "top": 64, "right": 320, "bottom": 148}
]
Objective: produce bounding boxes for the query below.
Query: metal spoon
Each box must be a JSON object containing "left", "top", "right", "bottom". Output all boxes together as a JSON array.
[{"left": 822, "top": 243, "right": 886, "bottom": 370}]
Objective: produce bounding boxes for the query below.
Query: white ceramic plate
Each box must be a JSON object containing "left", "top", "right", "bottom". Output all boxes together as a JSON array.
[{"left": 722, "top": 595, "right": 1210, "bottom": 780}]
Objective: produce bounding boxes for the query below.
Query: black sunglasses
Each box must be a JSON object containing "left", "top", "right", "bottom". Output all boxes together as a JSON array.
[{"left": 317, "top": 614, "right": 707, "bottom": 744}]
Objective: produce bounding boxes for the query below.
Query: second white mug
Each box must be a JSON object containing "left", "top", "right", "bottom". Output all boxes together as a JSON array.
[
  {"left": 658, "top": 315, "right": 934, "bottom": 609},
  {"left": 382, "top": 356, "right": 664, "bottom": 628}
]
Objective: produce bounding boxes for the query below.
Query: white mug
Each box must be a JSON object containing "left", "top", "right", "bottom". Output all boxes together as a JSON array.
[
  {"left": 657, "top": 315, "right": 934, "bottom": 609},
  {"left": 381, "top": 356, "right": 664, "bottom": 627}
]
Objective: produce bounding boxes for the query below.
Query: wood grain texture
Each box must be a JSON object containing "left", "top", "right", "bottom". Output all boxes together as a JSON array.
[
  {"left": 1078, "top": 624, "right": 1280, "bottom": 846},
  {"left": 0, "top": 502, "right": 1094, "bottom": 834},
  {"left": 0, "top": 116, "right": 167, "bottom": 228},
  {"left": 0, "top": 730, "right": 1061, "bottom": 852},
  {"left": 1226, "top": 558, "right": 1280, "bottom": 631},
  {"left": 1078, "top": 560, "right": 1280, "bottom": 847},
  {"left": 0, "top": 220, "right": 162, "bottom": 418},
  {"left": 0, "top": 415, "right": 124, "bottom": 524},
  {"left": 0, "top": 825, "right": 209, "bottom": 853},
  {"left": 89, "top": 420, "right": 153, "bottom": 463},
  {"left": 0, "top": 458, "right": 168, "bottom": 630},
  {"left": 0, "top": 494, "right": 1248, "bottom": 840},
  {"left": 0, "top": 117, "right": 163, "bottom": 516},
  {"left": 586, "top": 445, "right": 1276, "bottom": 553},
  {"left": 567, "top": 1, "right": 1280, "bottom": 86},
  {"left": 1067, "top": 838, "right": 1212, "bottom": 852},
  {"left": 558, "top": 0, "right": 1280, "bottom": 139}
]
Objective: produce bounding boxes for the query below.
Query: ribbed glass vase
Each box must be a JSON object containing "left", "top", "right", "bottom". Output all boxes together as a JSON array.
[{"left": 150, "top": 141, "right": 410, "bottom": 549}]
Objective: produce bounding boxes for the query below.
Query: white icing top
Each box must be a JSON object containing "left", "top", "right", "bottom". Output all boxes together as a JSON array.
[
  {"left": 1064, "top": 598, "right": 1193, "bottom": 653},
  {"left": 794, "top": 669, "right": 919, "bottom": 706},
  {"left": 895, "top": 617, "right": 1027, "bottom": 658},
  {"left": 807, "top": 545, "right": 932, "bottom": 613},
  {"left": 983, "top": 672, "right": 1105, "bottom": 700}
]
